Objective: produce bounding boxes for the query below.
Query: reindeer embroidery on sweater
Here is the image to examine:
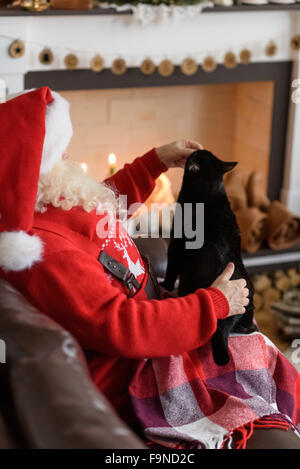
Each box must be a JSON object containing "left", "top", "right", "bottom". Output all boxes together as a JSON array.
[{"left": 113, "top": 238, "right": 145, "bottom": 278}]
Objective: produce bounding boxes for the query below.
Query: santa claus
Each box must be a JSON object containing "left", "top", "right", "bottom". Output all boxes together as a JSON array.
[{"left": 0, "top": 88, "right": 299, "bottom": 449}]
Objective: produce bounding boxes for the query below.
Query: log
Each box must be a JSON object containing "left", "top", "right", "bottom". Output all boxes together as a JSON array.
[
  {"left": 253, "top": 274, "right": 271, "bottom": 293},
  {"left": 287, "top": 268, "right": 297, "bottom": 277},
  {"left": 274, "top": 270, "right": 285, "bottom": 280},
  {"left": 287, "top": 268, "right": 300, "bottom": 287},
  {"left": 253, "top": 292, "right": 263, "bottom": 311},
  {"left": 263, "top": 287, "right": 280, "bottom": 307},
  {"left": 275, "top": 275, "right": 291, "bottom": 292}
]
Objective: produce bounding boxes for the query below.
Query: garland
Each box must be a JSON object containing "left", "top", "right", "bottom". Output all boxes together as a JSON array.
[{"left": 6, "top": 33, "right": 300, "bottom": 74}]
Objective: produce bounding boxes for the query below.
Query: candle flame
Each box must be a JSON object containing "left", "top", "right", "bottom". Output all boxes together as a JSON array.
[
  {"left": 108, "top": 153, "right": 116, "bottom": 165},
  {"left": 80, "top": 163, "right": 88, "bottom": 174}
]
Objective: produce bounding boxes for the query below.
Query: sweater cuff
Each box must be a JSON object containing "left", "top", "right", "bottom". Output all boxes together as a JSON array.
[
  {"left": 141, "top": 148, "right": 168, "bottom": 180},
  {"left": 206, "top": 287, "right": 229, "bottom": 320}
]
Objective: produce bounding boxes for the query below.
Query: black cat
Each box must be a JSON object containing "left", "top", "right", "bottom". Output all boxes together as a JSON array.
[{"left": 163, "top": 149, "right": 257, "bottom": 366}]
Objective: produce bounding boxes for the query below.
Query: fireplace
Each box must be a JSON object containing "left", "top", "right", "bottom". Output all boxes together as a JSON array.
[
  {"left": 65, "top": 80, "right": 273, "bottom": 199},
  {"left": 25, "top": 62, "right": 291, "bottom": 202},
  {"left": 25, "top": 61, "right": 300, "bottom": 274},
  {"left": 28, "top": 81, "right": 275, "bottom": 200}
]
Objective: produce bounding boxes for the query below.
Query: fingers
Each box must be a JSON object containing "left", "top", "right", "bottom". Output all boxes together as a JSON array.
[
  {"left": 243, "top": 297, "right": 250, "bottom": 306},
  {"left": 171, "top": 140, "right": 204, "bottom": 169},
  {"left": 157, "top": 140, "right": 204, "bottom": 169},
  {"left": 219, "top": 264, "right": 248, "bottom": 289},
  {"left": 184, "top": 139, "right": 203, "bottom": 151},
  {"left": 220, "top": 262, "right": 235, "bottom": 281},
  {"left": 211, "top": 262, "right": 250, "bottom": 317},
  {"left": 236, "top": 283, "right": 249, "bottom": 303},
  {"left": 239, "top": 286, "right": 249, "bottom": 312},
  {"left": 236, "top": 278, "right": 247, "bottom": 288}
]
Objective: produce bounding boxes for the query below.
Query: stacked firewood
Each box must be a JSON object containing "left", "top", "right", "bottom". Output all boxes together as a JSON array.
[
  {"left": 271, "top": 284, "right": 300, "bottom": 340},
  {"left": 251, "top": 268, "right": 300, "bottom": 312},
  {"left": 224, "top": 170, "right": 300, "bottom": 254}
]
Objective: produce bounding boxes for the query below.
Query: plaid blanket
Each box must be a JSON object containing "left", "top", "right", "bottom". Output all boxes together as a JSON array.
[{"left": 129, "top": 332, "right": 300, "bottom": 449}]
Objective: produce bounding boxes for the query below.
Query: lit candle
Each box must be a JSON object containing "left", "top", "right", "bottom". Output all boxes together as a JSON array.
[
  {"left": 80, "top": 163, "right": 88, "bottom": 174},
  {"left": 108, "top": 153, "right": 117, "bottom": 175}
]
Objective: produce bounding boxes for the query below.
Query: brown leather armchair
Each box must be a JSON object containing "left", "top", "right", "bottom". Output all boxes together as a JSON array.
[
  {"left": 0, "top": 279, "right": 145, "bottom": 449},
  {"left": 0, "top": 237, "right": 169, "bottom": 449}
]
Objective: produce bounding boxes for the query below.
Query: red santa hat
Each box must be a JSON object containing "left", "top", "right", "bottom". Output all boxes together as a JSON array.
[{"left": 0, "top": 87, "right": 73, "bottom": 272}]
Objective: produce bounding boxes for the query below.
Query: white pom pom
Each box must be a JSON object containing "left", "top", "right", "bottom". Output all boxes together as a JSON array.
[{"left": 0, "top": 231, "right": 43, "bottom": 272}]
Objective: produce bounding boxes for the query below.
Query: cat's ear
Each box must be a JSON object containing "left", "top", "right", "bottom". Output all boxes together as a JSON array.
[{"left": 221, "top": 161, "right": 238, "bottom": 173}]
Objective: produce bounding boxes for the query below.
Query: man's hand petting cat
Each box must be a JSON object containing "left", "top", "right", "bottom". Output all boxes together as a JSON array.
[
  {"left": 211, "top": 262, "right": 249, "bottom": 317},
  {"left": 155, "top": 139, "right": 203, "bottom": 169}
]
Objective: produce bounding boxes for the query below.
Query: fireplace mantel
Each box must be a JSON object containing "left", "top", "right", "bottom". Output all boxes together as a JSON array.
[
  {"left": 1, "top": 7, "right": 300, "bottom": 220},
  {"left": 2, "top": 4, "right": 300, "bottom": 15}
]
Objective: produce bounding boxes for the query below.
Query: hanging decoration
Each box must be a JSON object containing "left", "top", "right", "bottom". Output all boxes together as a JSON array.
[
  {"left": 3, "top": 32, "right": 287, "bottom": 78},
  {"left": 224, "top": 51, "right": 237, "bottom": 69},
  {"left": 202, "top": 56, "right": 217, "bottom": 73},
  {"left": 291, "top": 35, "right": 300, "bottom": 51},
  {"left": 158, "top": 59, "right": 174, "bottom": 77},
  {"left": 181, "top": 58, "right": 198, "bottom": 76},
  {"left": 39, "top": 48, "right": 54, "bottom": 65},
  {"left": 8, "top": 39, "right": 25, "bottom": 59},
  {"left": 265, "top": 41, "right": 277, "bottom": 57},
  {"left": 90, "top": 54, "right": 105, "bottom": 73},
  {"left": 239, "top": 48, "right": 252, "bottom": 65},
  {"left": 64, "top": 53, "right": 79, "bottom": 70},
  {"left": 140, "top": 58, "right": 156, "bottom": 75},
  {"left": 111, "top": 58, "right": 127, "bottom": 75}
]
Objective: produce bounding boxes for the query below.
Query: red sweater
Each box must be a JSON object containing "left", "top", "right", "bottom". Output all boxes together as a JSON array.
[{"left": 1, "top": 148, "right": 229, "bottom": 425}]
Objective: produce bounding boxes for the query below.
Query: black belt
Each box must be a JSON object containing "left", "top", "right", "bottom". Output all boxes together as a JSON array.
[{"left": 98, "top": 251, "right": 161, "bottom": 300}]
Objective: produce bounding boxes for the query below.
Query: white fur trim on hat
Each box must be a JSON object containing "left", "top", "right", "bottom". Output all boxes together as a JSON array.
[
  {"left": 40, "top": 91, "right": 73, "bottom": 174},
  {"left": 0, "top": 231, "right": 43, "bottom": 272},
  {"left": 6, "top": 89, "right": 73, "bottom": 175}
]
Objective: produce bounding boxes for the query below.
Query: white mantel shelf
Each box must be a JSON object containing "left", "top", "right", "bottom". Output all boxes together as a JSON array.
[{"left": 2, "top": 4, "right": 300, "bottom": 16}]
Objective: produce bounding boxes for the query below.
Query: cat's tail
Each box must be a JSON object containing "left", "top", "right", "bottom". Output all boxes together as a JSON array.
[{"left": 211, "top": 326, "right": 230, "bottom": 366}]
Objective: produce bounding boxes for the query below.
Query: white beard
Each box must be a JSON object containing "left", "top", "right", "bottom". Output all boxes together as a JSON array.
[{"left": 35, "top": 159, "right": 118, "bottom": 215}]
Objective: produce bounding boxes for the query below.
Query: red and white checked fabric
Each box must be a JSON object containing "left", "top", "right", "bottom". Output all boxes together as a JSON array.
[{"left": 129, "top": 332, "right": 300, "bottom": 449}]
